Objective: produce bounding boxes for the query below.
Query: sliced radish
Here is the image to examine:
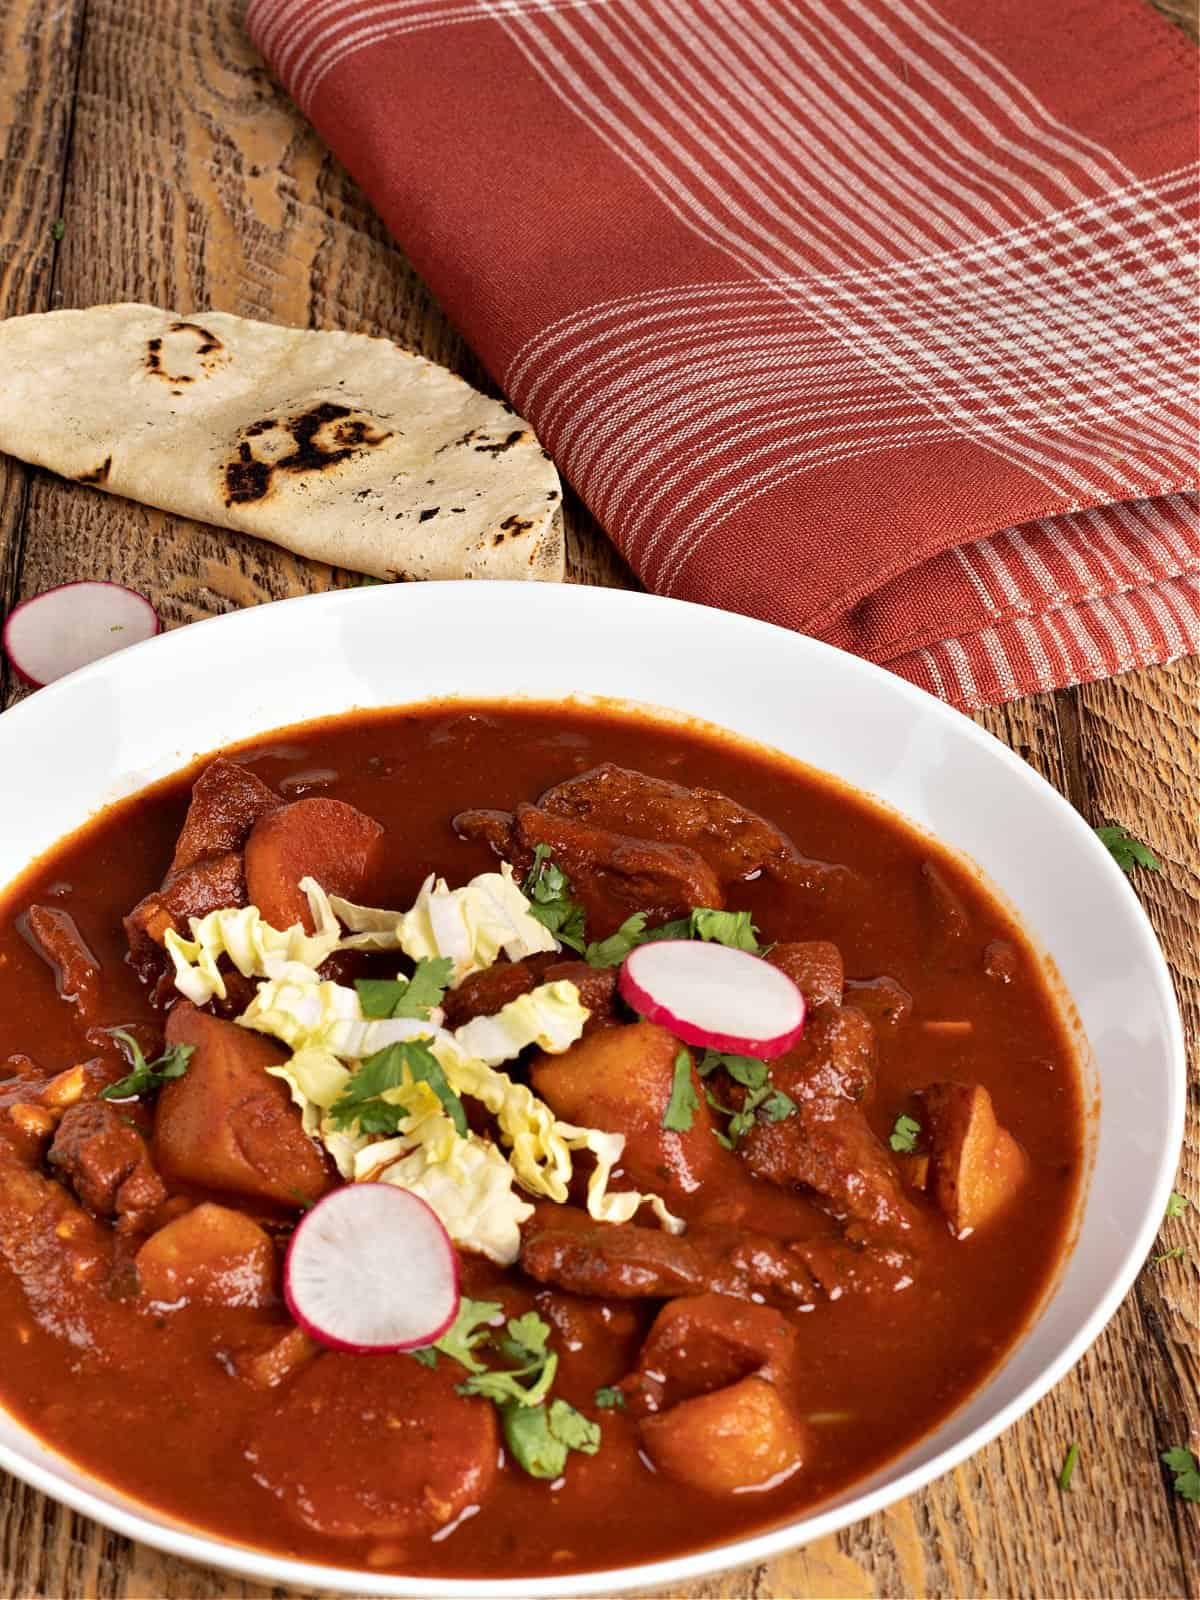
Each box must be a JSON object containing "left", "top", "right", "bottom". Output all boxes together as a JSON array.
[
  {"left": 284, "top": 1184, "right": 459, "bottom": 1354},
  {"left": 3, "top": 581, "right": 159, "bottom": 687},
  {"left": 619, "top": 939, "right": 806, "bottom": 1058}
]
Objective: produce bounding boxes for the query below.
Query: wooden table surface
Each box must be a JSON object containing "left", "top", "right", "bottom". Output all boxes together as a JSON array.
[{"left": 0, "top": 1, "right": 1196, "bottom": 1596}]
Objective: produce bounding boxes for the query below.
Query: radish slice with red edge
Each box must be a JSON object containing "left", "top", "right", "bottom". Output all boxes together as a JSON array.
[
  {"left": 284, "top": 1184, "right": 459, "bottom": 1354},
  {"left": 619, "top": 939, "right": 806, "bottom": 1058},
  {"left": 3, "top": 581, "right": 159, "bottom": 687}
]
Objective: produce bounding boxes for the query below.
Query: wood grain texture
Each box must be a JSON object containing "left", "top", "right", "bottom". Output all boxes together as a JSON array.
[{"left": 0, "top": 0, "right": 1195, "bottom": 1595}]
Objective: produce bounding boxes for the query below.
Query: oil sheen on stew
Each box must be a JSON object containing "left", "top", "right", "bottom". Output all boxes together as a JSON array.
[{"left": 0, "top": 703, "right": 1083, "bottom": 1577}]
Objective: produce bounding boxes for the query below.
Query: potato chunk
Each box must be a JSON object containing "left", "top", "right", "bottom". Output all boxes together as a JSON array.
[
  {"left": 157, "top": 1003, "right": 331, "bottom": 1208},
  {"left": 135, "top": 1202, "right": 276, "bottom": 1308},
  {"left": 530, "top": 1021, "right": 738, "bottom": 1209},
  {"left": 244, "top": 797, "right": 383, "bottom": 932},
  {"left": 921, "top": 1082, "right": 1028, "bottom": 1235},
  {"left": 640, "top": 1376, "right": 807, "bottom": 1494}
]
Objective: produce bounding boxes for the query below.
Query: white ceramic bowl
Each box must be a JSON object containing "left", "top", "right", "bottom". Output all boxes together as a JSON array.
[{"left": 0, "top": 582, "right": 1184, "bottom": 1596}]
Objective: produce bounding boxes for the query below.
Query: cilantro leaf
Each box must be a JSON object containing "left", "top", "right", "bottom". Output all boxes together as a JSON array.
[
  {"left": 328, "top": 1039, "right": 467, "bottom": 1136},
  {"left": 501, "top": 1397, "right": 600, "bottom": 1480},
  {"left": 461, "top": 1352, "right": 558, "bottom": 1408},
  {"left": 1094, "top": 824, "right": 1162, "bottom": 875},
  {"left": 641, "top": 908, "right": 760, "bottom": 952},
  {"left": 410, "top": 1346, "right": 438, "bottom": 1368},
  {"left": 100, "top": 1030, "right": 193, "bottom": 1101},
  {"left": 662, "top": 1048, "right": 699, "bottom": 1133},
  {"left": 700, "top": 1049, "right": 769, "bottom": 1089},
  {"left": 502, "top": 1311, "right": 551, "bottom": 1361},
  {"left": 522, "top": 844, "right": 587, "bottom": 952},
  {"left": 889, "top": 1113, "right": 922, "bottom": 1154},
  {"left": 689, "top": 907, "right": 761, "bottom": 952},
  {"left": 1058, "top": 1441, "right": 1080, "bottom": 1491},
  {"left": 1162, "top": 1446, "right": 1200, "bottom": 1503},
  {"left": 1151, "top": 1247, "right": 1186, "bottom": 1266},
  {"left": 761, "top": 1087, "right": 797, "bottom": 1122},
  {"left": 355, "top": 957, "right": 453, "bottom": 1020},
  {"left": 51, "top": 218, "right": 65, "bottom": 242},
  {"left": 424, "top": 1297, "right": 502, "bottom": 1373},
  {"left": 584, "top": 911, "right": 648, "bottom": 968},
  {"left": 1165, "top": 1191, "right": 1189, "bottom": 1218},
  {"left": 547, "top": 1398, "right": 601, "bottom": 1453},
  {"left": 595, "top": 1385, "right": 626, "bottom": 1410}
]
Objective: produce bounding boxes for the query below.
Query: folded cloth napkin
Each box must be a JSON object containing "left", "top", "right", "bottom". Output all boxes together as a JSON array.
[{"left": 247, "top": 0, "right": 1198, "bottom": 708}]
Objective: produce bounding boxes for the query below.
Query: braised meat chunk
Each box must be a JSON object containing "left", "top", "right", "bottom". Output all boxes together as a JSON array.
[
  {"left": 540, "top": 763, "right": 845, "bottom": 894},
  {"left": 740, "top": 1005, "right": 919, "bottom": 1233},
  {"left": 48, "top": 1101, "right": 166, "bottom": 1227},
  {"left": 22, "top": 906, "right": 102, "bottom": 1020},
  {"left": 124, "top": 757, "right": 280, "bottom": 981},
  {"left": 456, "top": 802, "right": 724, "bottom": 937},
  {"left": 519, "top": 1205, "right": 818, "bottom": 1309},
  {"left": 169, "top": 757, "right": 280, "bottom": 874}
]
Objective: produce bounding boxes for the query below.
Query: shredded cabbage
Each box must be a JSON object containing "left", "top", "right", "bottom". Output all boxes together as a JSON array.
[
  {"left": 452, "top": 980, "right": 589, "bottom": 1067},
  {"left": 355, "top": 1112, "right": 534, "bottom": 1264},
  {"left": 239, "top": 969, "right": 443, "bottom": 1056},
  {"left": 163, "top": 899, "right": 342, "bottom": 1006},
  {"left": 307, "top": 864, "right": 558, "bottom": 979}
]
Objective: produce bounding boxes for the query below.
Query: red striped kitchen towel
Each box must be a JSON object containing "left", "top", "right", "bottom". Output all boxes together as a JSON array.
[{"left": 246, "top": 0, "right": 1199, "bottom": 708}]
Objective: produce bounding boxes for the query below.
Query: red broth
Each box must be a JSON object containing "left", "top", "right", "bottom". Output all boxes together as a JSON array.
[{"left": 0, "top": 702, "right": 1083, "bottom": 1576}]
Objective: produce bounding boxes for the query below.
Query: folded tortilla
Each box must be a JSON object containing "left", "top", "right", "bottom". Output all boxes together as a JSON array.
[{"left": 0, "top": 305, "right": 564, "bottom": 582}]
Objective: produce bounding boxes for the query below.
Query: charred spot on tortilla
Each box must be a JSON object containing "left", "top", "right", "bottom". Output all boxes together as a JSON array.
[
  {"left": 169, "top": 321, "right": 222, "bottom": 355},
  {"left": 499, "top": 515, "right": 534, "bottom": 536},
  {"left": 223, "top": 402, "right": 393, "bottom": 506},
  {"left": 474, "top": 429, "right": 524, "bottom": 455},
  {"left": 76, "top": 456, "right": 111, "bottom": 486},
  {"left": 145, "top": 322, "right": 227, "bottom": 384},
  {"left": 418, "top": 508, "right": 439, "bottom": 522}
]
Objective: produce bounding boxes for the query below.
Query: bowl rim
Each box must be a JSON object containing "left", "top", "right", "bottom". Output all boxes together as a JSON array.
[{"left": 0, "top": 580, "right": 1186, "bottom": 1596}]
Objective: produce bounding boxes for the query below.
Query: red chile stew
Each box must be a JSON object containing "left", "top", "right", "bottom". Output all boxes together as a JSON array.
[{"left": 0, "top": 702, "right": 1083, "bottom": 1577}]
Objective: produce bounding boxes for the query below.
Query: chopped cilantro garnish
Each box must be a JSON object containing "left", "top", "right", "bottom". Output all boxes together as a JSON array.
[
  {"left": 699, "top": 1048, "right": 769, "bottom": 1089},
  {"left": 355, "top": 957, "right": 453, "bottom": 1020},
  {"left": 1165, "top": 1191, "right": 1189, "bottom": 1218},
  {"left": 1094, "top": 824, "right": 1162, "bottom": 875},
  {"left": 1151, "top": 1246, "right": 1186, "bottom": 1266},
  {"left": 502, "top": 1397, "right": 601, "bottom": 1480},
  {"left": 689, "top": 907, "right": 761, "bottom": 951},
  {"left": 1162, "top": 1446, "right": 1200, "bottom": 1503},
  {"left": 51, "top": 218, "right": 65, "bottom": 242},
  {"left": 522, "top": 844, "right": 587, "bottom": 952},
  {"left": 642, "top": 907, "right": 761, "bottom": 952},
  {"left": 328, "top": 1039, "right": 467, "bottom": 1136},
  {"left": 584, "top": 911, "right": 648, "bottom": 968},
  {"left": 423, "top": 1297, "right": 502, "bottom": 1373},
  {"left": 100, "top": 1030, "right": 193, "bottom": 1101},
  {"left": 594, "top": 1385, "right": 626, "bottom": 1410},
  {"left": 889, "top": 1113, "right": 922, "bottom": 1154},
  {"left": 696, "top": 1049, "right": 795, "bottom": 1146},
  {"left": 662, "top": 1048, "right": 699, "bottom": 1132},
  {"left": 417, "top": 1306, "right": 599, "bottom": 1479},
  {"left": 1058, "top": 1441, "right": 1080, "bottom": 1491}
]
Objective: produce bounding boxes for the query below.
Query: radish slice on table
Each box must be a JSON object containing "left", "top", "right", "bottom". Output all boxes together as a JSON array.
[
  {"left": 619, "top": 939, "right": 806, "bottom": 1058},
  {"left": 284, "top": 1185, "right": 459, "bottom": 1354},
  {"left": 3, "top": 581, "right": 159, "bottom": 687}
]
